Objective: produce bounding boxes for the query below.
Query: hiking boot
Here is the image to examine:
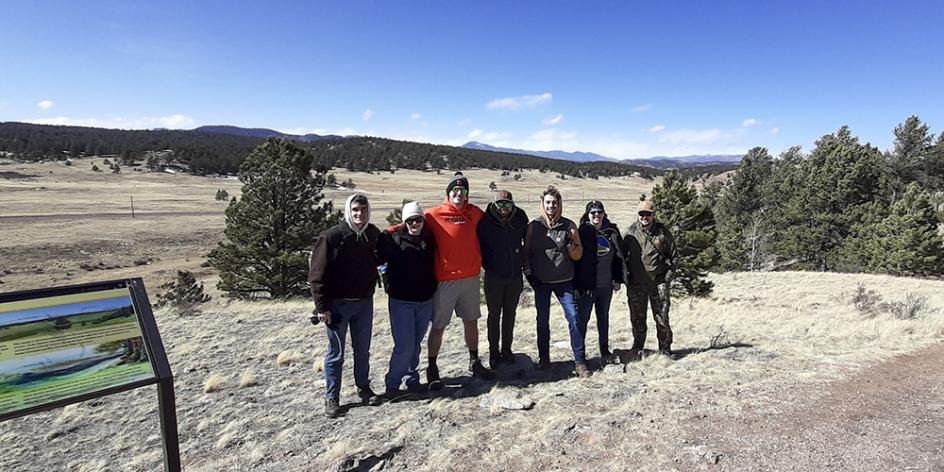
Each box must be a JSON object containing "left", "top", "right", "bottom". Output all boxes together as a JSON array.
[
  {"left": 470, "top": 358, "right": 496, "bottom": 380},
  {"left": 574, "top": 361, "right": 591, "bottom": 378},
  {"left": 427, "top": 364, "right": 443, "bottom": 391},
  {"left": 535, "top": 358, "right": 551, "bottom": 370},
  {"left": 325, "top": 397, "right": 341, "bottom": 418},
  {"left": 357, "top": 386, "right": 382, "bottom": 406},
  {"left": 384, "top": 388, "right": 407, "bottom": 402},
  {"left": 659, "top": 347, "right": 676, "bottom": 360},
  {"left": 406, "top": 383, "right": 428, "bottom": 394}
]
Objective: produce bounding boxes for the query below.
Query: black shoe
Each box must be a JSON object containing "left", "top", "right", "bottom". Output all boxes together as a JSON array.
[
  {"left": 500, "top": 350, "right": 515, "bottom": 365},
  {"left": 470, "top": 358, "right": 496, "bottom": 380},
  {"left": 574, "top": 361, "right": 591, "bottom": 378},
  {"left": 384, "top": 388, "right": 408, "bottom": 401},
  {"left": 325, "top": 397, "right": 341, "bottom": 418},
  {"left": 659, "top": 348, "right": 676, "bottom": 360},
  {"left": 357, "top": 386, "right": 382, "bottom": 406},
  {"left": 489, "top": 353, "right": 501, "bottom": 370},
  {"left": 406, "top": 383, "right": 428, "bottom": 394},
  {"left": 427, "top": 364, "right": 443, "bottom": 391},
  {"left": 535, "top": 358, "right": 551, "bottom": 370}
]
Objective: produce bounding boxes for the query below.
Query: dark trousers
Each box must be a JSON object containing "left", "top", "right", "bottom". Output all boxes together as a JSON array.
[
  {"left": 576, "top": 286, "right": 614, "bottom": 356},
  {"left": 483, "top": 272, "right": 523, "bottom": 356},
  {"left": 534, "top": 281, "right": 584, "bottom": 362},
  {"left": 323, "top": 299, "right": 373, "bottom": 400},
  {"left": 627, "top": 283, "right": 672, "bottom": 349}
]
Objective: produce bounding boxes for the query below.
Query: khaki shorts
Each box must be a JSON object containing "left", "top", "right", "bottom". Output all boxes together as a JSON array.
[{"left": 432, "top": 276, "right": 482, "bottom": 329}]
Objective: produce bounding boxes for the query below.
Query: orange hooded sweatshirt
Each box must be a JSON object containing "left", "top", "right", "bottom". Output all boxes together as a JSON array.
[{"left": 424, "top": 198, "right": 485, "bottom": 281}]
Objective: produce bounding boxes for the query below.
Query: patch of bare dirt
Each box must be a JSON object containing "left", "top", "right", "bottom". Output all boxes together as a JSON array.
[{"left": 685, "top": 343, "right": 944, "bottom": 471}]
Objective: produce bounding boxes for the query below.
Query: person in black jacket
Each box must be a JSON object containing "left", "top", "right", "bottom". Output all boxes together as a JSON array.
[
  {"left": 476, "top": 190, "right": 529, "bottom": 369},
  {"left": 574, "top": 201, "right": 626, "bottom": 364},
  {"left": 308, "top": 194, "right": 382, "bottom": 417},
  {"left": 376, "top": 201, "right": 438, "bottom": 396}
]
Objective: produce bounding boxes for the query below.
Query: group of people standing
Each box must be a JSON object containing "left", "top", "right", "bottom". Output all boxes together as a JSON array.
[{"left": 308, "top": 173, "right": 676, "bottom": 418}]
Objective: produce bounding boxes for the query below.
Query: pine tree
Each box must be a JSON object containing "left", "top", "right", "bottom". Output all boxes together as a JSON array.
[
  {"left": 208, "top": 139, "right": 340, "bottom": 298},
  {"left": 155, "top": 270, "right": 211, "bottom": 315},
  {"left": 887, "top": 116, "right": 933, "bottom": 201},
  {"left": 771, "top": 127, "right": 884, "bottom": 270},
  {"left": 715, "top": 147, "right": 774, "bottom": 270},
  {"left": 845, "top": 183, "right": 944, "bottom": 276},
  {"left": 651, "top": 170, "right": 717, "bottom": 296}
]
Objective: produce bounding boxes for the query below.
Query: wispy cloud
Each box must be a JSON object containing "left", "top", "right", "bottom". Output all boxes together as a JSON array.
[
  {"left": 27, "top": 114, "right": 195, "bottom": 129},
  {"left": 658, "top": 128, "right": 728, "bottom": 145},
  {"left": 466, "top": 128, "right": 512, "bottom": 143},
  {"left": 362, "top": 109, "right": 374, "bottom": 122},
  {"left": 770, "top": 127, "right": 780, "bottom": 135},
  {"left": 37, "top": 100, "right": 55, "bottom": 110},
  {"left": 486, "top": 92, "right": 552, "bottom": 111},
  {"left": 631, "top": 104, "right": 651, "bottom": 112},
  {"left": 457, "top": 118, "right": 471, "bottom": 127},
  {"left": 541, "top": 114, "right": 564, "bottom": 126},
  {"left": 742, "top": 118, "right": 758, "bottom": 127},
  {"left": 410, "top": 112, "right": 421, "bottom": 120},
  {"left": 467, "top": 129, "right": 483, "bottom": 139},
  {"left": 647, "top": 125, "right": 666, "bottom": 133}
]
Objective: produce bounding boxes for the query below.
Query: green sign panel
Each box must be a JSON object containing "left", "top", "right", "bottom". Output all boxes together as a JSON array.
[{"left": 0, "top": 287, "right": 156, "bottom": 416}]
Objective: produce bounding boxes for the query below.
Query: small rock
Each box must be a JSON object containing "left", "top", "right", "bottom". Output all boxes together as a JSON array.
[
  {"left": 553, "top": 341, "right": 570, "bottom": 349},
  {"left": 687, "top": 445, "right": 722, "bottom": 464},
  {"left": 479, "top": 389, "right": 535, "bottom": 411}
]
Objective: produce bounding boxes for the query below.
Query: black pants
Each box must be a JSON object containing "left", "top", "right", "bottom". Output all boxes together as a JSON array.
[{"left": 483, "top": 272, "right": 523, "bottom": 356}]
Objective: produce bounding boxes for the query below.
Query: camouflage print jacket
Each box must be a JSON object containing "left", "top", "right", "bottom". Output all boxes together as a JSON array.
[{"left": 622, "top": 221, "right": 675, "bottom": 286}]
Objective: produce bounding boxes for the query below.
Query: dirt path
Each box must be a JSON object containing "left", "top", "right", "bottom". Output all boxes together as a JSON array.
[
  {"left": 687, "top": 343, "right": 944, "bottom": 471},
  {"left": 0, "top": 211, "right": 223, "bottom": 222}
]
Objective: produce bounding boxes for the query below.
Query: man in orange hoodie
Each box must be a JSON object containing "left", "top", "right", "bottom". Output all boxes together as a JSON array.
[{"left": 424, "top": 172, "right": 495, "bottom": 389}]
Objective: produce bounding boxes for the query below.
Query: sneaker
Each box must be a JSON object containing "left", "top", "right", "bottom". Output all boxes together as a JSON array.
[
  {"left": 427, "top": 364, "right": 443, "bottom": 391},
  {"left": 470, "top": 358, "right": 496, "bottom": 380},
  {"left": 406, "top": 383, "right": 428, "bottom": 394},
  {"left": 384, "top": 388, "right": 407, "bottom": 401},
  {"left": 601, "top": 350, "right": 618, "bottom": 365},
  {"left": 357, "top": 386, "right": 382, "bottom": 406},
  {"left": 535, "top": 358, "right": 551, "bottom": 370},
  {"left": 659, "top": 347, "right": 677, "bottom": 360},
  {"left": 574, "top": 361, "right": 591, "bottom": 378},
  {"left": 325, "top": 397, "right": 341, "bottom": 418}
]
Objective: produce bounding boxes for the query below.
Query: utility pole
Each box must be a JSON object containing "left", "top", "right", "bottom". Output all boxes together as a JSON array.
[{"left": 131, "top": 195, "right": 135, "bottom": 218}]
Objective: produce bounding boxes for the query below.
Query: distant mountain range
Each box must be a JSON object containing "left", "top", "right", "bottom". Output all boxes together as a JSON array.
[
  {"left": 194, "top": 125, "right": 347, "bottom": 142},
  {"left": 191, "top": 126, "right": 741, "bottom": 168},
  {"left": 462, "top": 141, "right": 741, "bottom": 168}
]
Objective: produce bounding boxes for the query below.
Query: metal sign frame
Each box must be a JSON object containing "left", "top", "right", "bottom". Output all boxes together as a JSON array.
[{"left": 0, "top": 278, "right": 180, "bottom": 472}]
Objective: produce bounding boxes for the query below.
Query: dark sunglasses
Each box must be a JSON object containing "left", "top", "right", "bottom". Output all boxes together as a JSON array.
[
  {"left": 589, "top": 210, "right": 604, "bottom": 216},
  {"left": 450, "top": 188, "right": 469, "bottom": 196},
  {"left": 638, "top": 212, "right": 653, "bottom": 217},
  {"left": 495, "top": 201, "right": 514, "bottom": 209},
  {"left": 405, "top": 217, "right": 424, "bottom": 225}
]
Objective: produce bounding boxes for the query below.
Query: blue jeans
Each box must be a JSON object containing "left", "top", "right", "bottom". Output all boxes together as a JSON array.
[
  {"left": 577, "top": 287, "right": 614, "bottom": 356},
  {"left": 534, "top": 282, "right": 585, "bottom": 362},
  {"left": 324, "top": 299, "right": 374, "bottom": 400},
  {"left": 385, "top": 298, "right": 433, "bottom": 391}
]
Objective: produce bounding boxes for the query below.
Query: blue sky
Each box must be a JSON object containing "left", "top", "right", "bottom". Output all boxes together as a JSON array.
[{"left": 2, "top": 1, "right": 942, "bottom": 159}]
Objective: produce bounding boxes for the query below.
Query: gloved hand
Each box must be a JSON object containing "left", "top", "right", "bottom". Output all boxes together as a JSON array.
[{"left": 612, "top": 282, "right": 621, "bottom": 292}]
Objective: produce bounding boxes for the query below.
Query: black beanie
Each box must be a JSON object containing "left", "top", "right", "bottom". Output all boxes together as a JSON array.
[{"left": 446, "top": 172, "right": 469, "bottom": 195}]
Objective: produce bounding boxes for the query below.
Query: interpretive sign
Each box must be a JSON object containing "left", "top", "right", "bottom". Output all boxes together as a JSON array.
[{"left": 0, "top": 278, "right": 180, "bottom": 472}]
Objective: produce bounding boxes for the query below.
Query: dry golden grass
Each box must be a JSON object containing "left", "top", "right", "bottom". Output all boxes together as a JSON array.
[{"left": 203, "top": 374, "right": 225, "bottom": 393}]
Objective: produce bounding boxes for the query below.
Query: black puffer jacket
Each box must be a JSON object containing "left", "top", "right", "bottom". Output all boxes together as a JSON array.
[
  {"left": 308, "top": 222, "right": 381, "bottom": 313},
  {"left": 477, "top": 203, "right": 529, "bottom": 279}
]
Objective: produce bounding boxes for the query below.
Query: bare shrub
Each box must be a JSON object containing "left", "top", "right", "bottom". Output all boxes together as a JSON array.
[
  {"left": 239, "top": 370, "right": 257, "bottom": 388},
  {"left": 851, "top": 283, "right": 882, "bottom": 316},
  {"left": 881, "top": 293, "right": 930, "bottom": 320},
  {"left": 204, "top": 374, "right": 225, "bottom": 393},
  {"left": 276, "top": 350, "right": 304, "bottom": 366},
  {"left": 708, "top": 325, "right": 741, "bottom": 349}
]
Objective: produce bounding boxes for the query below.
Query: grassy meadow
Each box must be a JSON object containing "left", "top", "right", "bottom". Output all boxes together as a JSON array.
[{"left": 0, "top": 158, "right": 942, "bottom": 471}]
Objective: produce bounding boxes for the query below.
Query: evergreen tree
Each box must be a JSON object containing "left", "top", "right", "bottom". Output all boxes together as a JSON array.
[
  {"left": 715, "top": 147, "right": 774, "bottom": 270},
  {"left": 844, "top": 183, "right": 944, "bottom": 276},
  {"left": 386, "top": 198, "right": 411, "bottom": 226},
  {"left": 887, "top": 116, "right": 933, "bottom": 200},
  {"left": 771, "top": 127, "right": 884, "bottom": 270},
  {"left": 208, "top": 139, "right": 340, "bottom": 298},
  {"left": 651, "top": 170, "right": 718, "bottom": 296},
  {"left": 155, "top": 270, "right": 211, "bottom": 314}
]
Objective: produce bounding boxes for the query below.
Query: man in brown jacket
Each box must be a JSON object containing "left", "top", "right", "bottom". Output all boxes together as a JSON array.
[{"left": 622, "top": 200, "right": 676, "bottom": 356}]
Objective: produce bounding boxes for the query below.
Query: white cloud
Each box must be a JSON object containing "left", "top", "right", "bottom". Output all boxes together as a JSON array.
[
  {"left": 362, "top": 109, "right": 374, "bottom": 122},
  {"left": 410, "top": 113, "right": 421, "bottom": 120},
  {"left": 648, "top": 125, "right": 666, "bottom": 133},
  {"left": 26, "top": 114, "right": 195, "bottom": 129},
  {"left": 467, "top": 129, "right": 483, "bottom": 139},
  {"left": 631, "top": 104, "right": 651, "bottom": 112},
  {"left": 770, "top": 127, "right": 780, "bottom": 135},
  {"left": 457, "top": 118, "right": 471, "bottom": 127},
  {"left": 486, "top": 92, "right": 552, "bottom": 111},
  {"left": 37, "top": 100, "right": 55, "bottom": 110},
  {"left": 658, "top": 128, "right": 733, "bottom": 145},
  {"left": 542, "top": 114, "right": 564, "bottom": 126},
  {"left": 742, "top": 118, "right": 758, "bottom": 127}
]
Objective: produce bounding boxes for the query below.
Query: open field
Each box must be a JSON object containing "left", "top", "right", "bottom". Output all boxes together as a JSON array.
[{"left": 1, "top": 159, "right": 943, "bottom": 471}]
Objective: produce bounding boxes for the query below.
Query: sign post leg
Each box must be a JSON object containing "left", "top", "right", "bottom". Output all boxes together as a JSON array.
[{"left": 158, "top": 379, "right": 181, "bottom": 472}]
